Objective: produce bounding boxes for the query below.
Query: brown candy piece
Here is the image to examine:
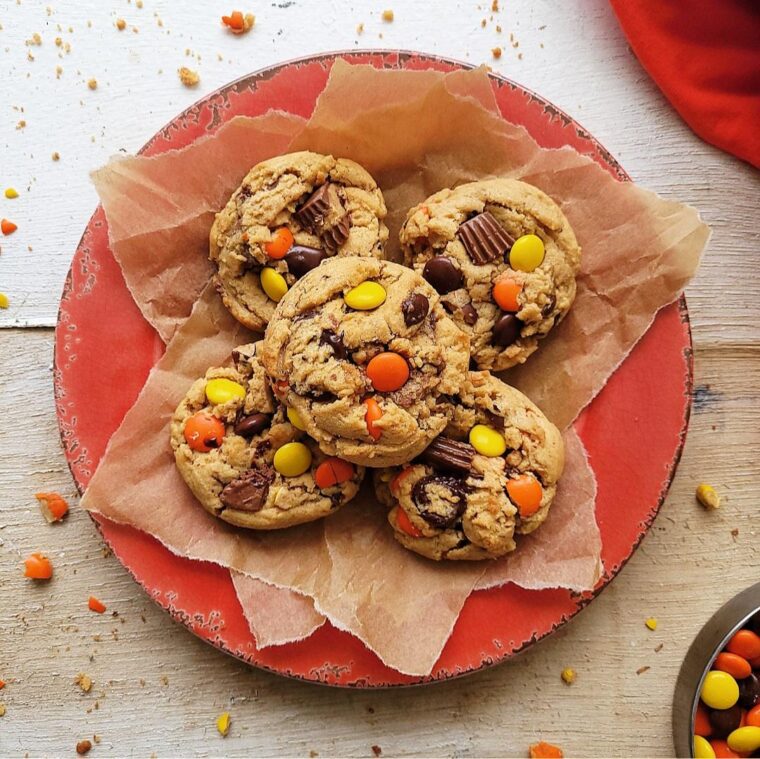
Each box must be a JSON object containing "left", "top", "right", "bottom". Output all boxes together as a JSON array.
[
  {"left": 319, "top": 329, "right": 347, "bottom": 360},
  {"left": 401, "top": 292, "right": 429, "bottom": 326},
  {"left": 492, "top": 313, "right": 522, "bottom": 347},
  {"left": 422, "top": 256, "right": 463, "bottom": 294},
  {"left": 418, "top": 436, "right": 475, "bottom": 475},
  {"left": 284, "top": 245, "right": 325, "bottom": 278},
  {"left": 219, "top": 466, "right": 275, "bottom": 512},
  {"left": 411, "top": 474, "right": 468, "bottom": 529},
  {"left": 294, "top": 182, "right": 349, "bottom": 251},
  {"left": 234, "top": 413, "right": 271, "bottom": 439},
  {"left": 457, "top": 211, "right": 515, "bottom": 265},
  {"left": 461, "top": 303, "right": 478, "bottom": 325}
]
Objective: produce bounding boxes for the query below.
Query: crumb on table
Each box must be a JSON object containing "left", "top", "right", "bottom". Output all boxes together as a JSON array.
[
  {"left": 382, "top": 9, "right": 394, "bottom": 22},
  {"left": 177, "top": 66, "right": 199, "bottom": 87}
]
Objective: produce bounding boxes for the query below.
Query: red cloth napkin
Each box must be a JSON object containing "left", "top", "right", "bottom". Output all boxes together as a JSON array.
[{"left": 610, "top": 0, "right": 760, "bottom": 168}]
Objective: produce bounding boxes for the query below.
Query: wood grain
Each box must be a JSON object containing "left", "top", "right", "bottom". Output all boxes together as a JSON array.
[{"left": 1, "top": 0, "right": 758, "bottom": 756}]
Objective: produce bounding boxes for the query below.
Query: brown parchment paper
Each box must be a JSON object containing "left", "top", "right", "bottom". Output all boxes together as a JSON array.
[{"left": 83, "top": 60, "right": 708, "bottom": 675}]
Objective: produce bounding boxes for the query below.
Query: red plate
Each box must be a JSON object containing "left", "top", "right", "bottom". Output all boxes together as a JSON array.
[{"left": 54, "top": 51, "right": 692, "bottom": 686}]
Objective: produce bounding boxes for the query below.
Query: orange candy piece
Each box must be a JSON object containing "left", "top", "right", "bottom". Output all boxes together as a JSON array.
[
  {"left": 1, "top": 219, "right": 17, "bottom": 235},
  {"left": 264, "top": 227, "right": 294, "bottom": 259},
  {"left": 314, "top": 457, "right": 355, "bottom": 489},
  {"left": 396, "top": 506, "right": 422, "bottom": 538},
  {"left": 390, "top": 467, "right": 414, "bottom": 496},
  {"left": 221, "top": 11, "right": 244, "bottom": 29},
  {"left": 35, "top": 492, "right": 69, "bottom": 522},
  {"left": 715, "top": 652, "right": 753, "bottom": 680},
  {"left": 506, "top": 473, "right": 543, "bottom": 517},
  {"left": 710, "top": 739, "right": 743, "bottom": 758},
  {"left": 492, "top": 277, "right": 522, "bottom": 312},
  {"left": 24, "top": 552, "right": 53, "bottom": 580},
  {"left": 747, "top": 705, "right": 760, "bottom": 728},
  {"left": 88, "top": 596, "right": 107, "bottom": 614},
  {"left": 363, "top": 398, "right": 383, "bottom": 440},
  {"left": 184, "top": 412, "right": 226, "bottom": 452},
  {"left": 695, "top": 703, "right": 713, "bottom": 737},
  {"left": 529, "top": 742, "right": 564, "bottom": 759},
  {"left": 366, "top": 352, "right": 410, "bottom": 392},
  {"left": 727, "top": 629, "right": 760, "bottom": 660}
]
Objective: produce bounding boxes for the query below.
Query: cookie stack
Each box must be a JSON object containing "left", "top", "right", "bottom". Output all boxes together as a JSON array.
[{"left": 171, "top": 151, "right": 581, "bottom": 562}]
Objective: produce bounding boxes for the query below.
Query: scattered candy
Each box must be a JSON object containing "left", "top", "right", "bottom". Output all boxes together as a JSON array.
[
  {"left": 696, "top": 483, "right": 721, "bottom": 510},
  {"left": 286, "top": 406, "right": 307, "bottom": 431},
  {"left": 469, "top": 424, "right": 507, "bottom": 457},
  {"left": 88, "top": 596, "right": 107, "bottom": 613},
  {"left": 364, "top": 398, "right": 383, "bottom": 440},
  {"left": 24, "top": 552, "right": 53, "bottom": 580},
  {"left": 344, "top": 281, "right": 386, "bottom": 310},
  {"left": 4, "top": 188, "right": 18, "bottom": 199},
  {"left": 273, "top": 442, "right": 312, "bottom": 477},
  {"left": 264, "top": 227, "right": 294, "bottom": 259},
  {"left": 76, "top": 739, "right": 92, "bottom": 756},
  {"left": 492, "top": 277, "right": 522, "bottom": 312},
  {"left": 506, "top": 473, "right": 543, "bottom": 517},
  {"left": 694, "top": 704, "right": 713, "bottom": 736},
  {"left": 234, "top": 413, "right": 271, "bottom": 438},
  {"left": 366, "top": 352, "right": 410, "bottom": 392},
  {"left": 216, "top": 711, "right": 231, "bottom": 736},
  {"left": 709, "top": 739, "right": 741, "bottom": 758},
  {"left": 747, "top": 704, "right": 760, "bottom": 727},
  {"left": 1, "top": 219, "right": 17, "bottom": 235},
  {"left": 221, "top": 10, "right": 255, "bottom": 33},
  {"left": 709, "top": 706, "right": 743, "bottom": 737},
  {"left": 492, "top": 312, "right": 522, "bottom": 347},
  {"left": 509, "top": 234, "right": 545, "bottom": 272},
  {"left": 205, "top": 378, "right": 246, "bottom": 405},
  {"left": 422, "top": 256, "right": 462, "bottom": 294},
  {"left": 645, "top": 617, "right": 658, "bottom": 631},
  {"left": 396, "top": 506, "right": 422, "bottom": 538},
  {"left": 727, "top": 630, "right": 760, "bottom": 661},
  {"left": 35, "top": 492, "right": 69, "bottom": 522},
  {"left": 727, "top": 726, "right": 760, "bottom": 753},
  {"left": 702, "top": 671, "right": 740, "bottom": 710},
  {"left": 285, "top": 245, "right": 325, "bottom": 278},
  {"left": 401, "top": 292, "right": 429, "bottom": 326},
  {"left": 0, "top": 293, "right": 8, "bottom": 309},
  {"left": 694, "top": 735, "right": 716, "bottom": 759},
  {"left": 314, "top": 458, "right": 355, "bottom": 489},
  {"left": 560, "top": 667, "right": 576, "bottom": 685},
  {"left": 715, "top": 652, "right": 753, "bottom": 680},
  {"left": 528, "top": 741, "right": 564, "bottom": 758},
  {"left": 260, "top": 267, "right": 288, "bottom": 302},
  {"left": 184, "top": 412, "right": 226, "bottom": 452}
]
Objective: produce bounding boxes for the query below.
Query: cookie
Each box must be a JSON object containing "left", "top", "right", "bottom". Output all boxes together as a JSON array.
[
  {"left": 400, "top": 178, "right": 581, "bottom": 370},
  {"left": 170, "top": 341, "right": 365, "bottom": 529},
  {"left": 210, "top": 151, "right": 389, "bottom": 331},
  {"left": 261, "top": 256, "right": 471, "bottom": 468},
  {"left": 373, "top": 371, "right": 564, "bottom": 560}
]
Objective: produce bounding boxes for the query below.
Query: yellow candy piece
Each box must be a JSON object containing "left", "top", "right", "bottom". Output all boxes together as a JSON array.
[
  {"left": 287, "top": 406, "right": 307, "bottom": 431},
  {"left": 469, "top": 424, "right": 507, "bottom": 457},
  {"left": 205, "top": 378, "right": 246, "bottom": 405},
  {"left": 273, "top": 442, "right": 312, "bottom": 477},
  {"left": 216, "top": 712, "right": 231, "bottom": 737},
  {"left": 260, "top": 267, "right": 288, "bottom": 302},
  {"left": 700, "top": 670, "right": 739, "bottom": 710},
  {"left": 4, "top": 188, "right": 19, "bottom": 199},
  {"left": 509, "top": 234, "right": 545, "bottom": 272},
  {"left": 693, "top": 735, "right": 715, "bottom": 759},
  {"left": 344, "top": 281, "right": 386, "bottom": 310},
  {"left": 728, "top": 727, "right": 760, "bottom": 753},
  {"left": 0, "top": 292, "right": 9, "bottom": 309}
]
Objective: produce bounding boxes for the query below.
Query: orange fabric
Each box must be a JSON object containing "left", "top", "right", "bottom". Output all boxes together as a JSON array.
[{"left": 610, "top": 0, "right": 760, "bottom": 167}]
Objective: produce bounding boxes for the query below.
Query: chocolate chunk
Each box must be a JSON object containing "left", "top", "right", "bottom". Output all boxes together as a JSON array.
[
  {"left": 440, "top": 299, "right": 456, "bottom": 314},
  {"left": 320, "top": 329, "right": 347, "bottom": 360},
  {"left": 401, "top": 293, "right": 429, "bottom": 326},
  {"left": 203, "top": 436, "right": 221, "bottom": 449},
  {"left": 541, "top": 294, "right": 556, "bottom": 317},
  {"left": 294, "top": 182, "right": 349, "bottom": 251},
  {"left": 492, "top": 313, "right": 522, "bottom": 347},
  {"left": 419, "top": 436, "right": 475, "bottom": 475},
  {"left": 709, "top": 706, "right": 744, "bottom": 738},
  {"left": 285, "top": 245, "right": 325, "bottom": 278},
  {"left": 295, "top": 183, "right": 330, "bottom": 229},
  {"left": 457, "top": 211, "right": 515, "bottom": 265},
  {"left": 422, "top": 256, "right": 463, "bottom": 294},
  {"left": 306, "top": 389, "right": 338, "bottom": 403},
  {"left": 231, "top": 343, "right": 257, "bottom": 369},
  {"left": 738, "top": 672, "right": 760, "bottom": 708},
  {"left": 461, "top": 303, "right": 478, "bottom": 325},
  {"left": 411, "top": 474, "right": 468, "bottom": 528},
  {"left": 234, "top": 413, "right": 271, "bottom": 439},
  {"left": 220, "top": 466, "right": 275, "bottom": 512},
  {"left": 321, "top": 214, "right": 350, "bottom": 251}
]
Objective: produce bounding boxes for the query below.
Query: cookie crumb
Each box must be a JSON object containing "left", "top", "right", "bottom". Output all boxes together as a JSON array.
[
  {"left": 76, "top": 740, "right": 92, "bottom": 756},
  {"left": 136, "top": 0, "right": 143, "bottom": 7},
  {"left": 636, "top": 665, "right": 651, "bottom": 675},
  {"left": 480, "top": 18, "right": 486, "bottom": 28},
  {"left": 654, "top": 643, "right": 664, "bottom": 653},
  {"left": 55, "top": 65, "right": 63, "bottom": 78},
  {"left": 27, "top": 32, "right": 43, "bottom": 45},
  {"left": 75, "top": 673, "right": 93, "bottom": 693},
  {"left": 115, "top": 18, "right": 126, "bottom": 30},
  {"left": 491, "top": 0, "right": 499, "bottom": 10},
  {"left": 645, "top": 617, "right": 657, "bottom": 631},
  {"left": 491, "top": 47, "right": 502, "bottom": 58},
  {"left": 696, "top": 483, "right": 720, "bottom": 510},
  {"left": 371, "top": 747, "right": 382, "bottom": 757},
  {"left": 0, "top": 704, "right": 6, "bottom": 717},
  {"left": 560, "top": 667, "right": 576, "bottom": 685},
  {"left": 356, "top": 22, "right": 364, "bottom": 34},
  {"left": 381, "top": 9, "right": 394, "bottom": 21},
  {"left": 16, "top": 119, "right": 27, "bottom": 129},
  {"left": 177, "top": 66, "right": 199, "bottom": 87},
  {"left": 87, "top": 78, "right": 97, "bottom": 90},
  {"left": 93, "top": 735, "right": 101, "bottom": 744},
  {"left": 52, "top": 151, "right": 60, "bottom": 161},
  {"left": 730, "top": 527, "right": 739, "bottom": 540}
]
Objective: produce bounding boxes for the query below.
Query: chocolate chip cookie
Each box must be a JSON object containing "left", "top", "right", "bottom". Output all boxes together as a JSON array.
[
  {"left": 170, "top": 341, "right": 365, "bottom": 529},
  {"left": 210, "top": 151, "right": 389, "bottom": 332},
  {"left": 400, "top": 178, "right": 581, "bottom": 371},
  {"left": 373, "top": 371, "right": 564, "bottom": 560},
  {"left": 261, "top": 256, "right": 471, "bottom": 468}
]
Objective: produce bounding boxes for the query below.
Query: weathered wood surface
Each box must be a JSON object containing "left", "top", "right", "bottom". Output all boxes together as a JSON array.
[{"left": 1, "top": 0, "right": 758, "bottom": 756}]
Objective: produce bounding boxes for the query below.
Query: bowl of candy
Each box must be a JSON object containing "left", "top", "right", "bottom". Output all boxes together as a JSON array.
[{"left": 673, "top": 583, "right": 760, "bottom": 758}]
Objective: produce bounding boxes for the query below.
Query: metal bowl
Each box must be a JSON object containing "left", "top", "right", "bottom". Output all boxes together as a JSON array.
[{"left": 673, "top": 582, "right": 760, "bottom": 757}]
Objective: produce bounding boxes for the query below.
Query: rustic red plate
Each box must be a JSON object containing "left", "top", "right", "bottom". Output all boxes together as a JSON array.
[{"left": 54, "top": 51, "right": 692, "bottom": 686}]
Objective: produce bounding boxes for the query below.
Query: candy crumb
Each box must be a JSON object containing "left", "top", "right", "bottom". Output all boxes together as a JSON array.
[
  {"left": 0, "top": 704, "right": 5, "bottom": 717},
  {"left": 75, "top": 673, "right": 93, "bottom": 693},
  {"left": 372, "top": 746, "right": 382, "bottom": 757},
  {"left": 216, "top": 711, "right": 231, "bottom": 736},
  {"left": 87, "top": 78, "right": 97, "bottom": 90},
  {"left": 221, "top": 11, "right": 255, "bottom": 34},
  {"left": 529, "top": 741, "right": 564, "bottom": 758},
  {"left": 696, "top": 483, "right": 721, "bottom": 510},
  {"left": 76, "top": 739, "right": 92, "bottom": 756},
  {"left": 4, "top": 188, "right": 19, "bottom": 199},
  {"left": 52, "top": 151, "right": 61, "bottom": 161},
  {"left": 560, "top": 667, "right": 576, "bottom": 685},
  {"left": 1, "top": 219, "right": 18, "bottom": 235},
  {"left": 382, "top": 9, "right": 394, "bottom": 21},
  {"left": 645, "top": 617, "right": 658, "bottom": 631},
  {"left": 0, "top": 680, "right": 5, "bottom": 689},
  {"left": 88, "top": 596, "right": 107, "bottom": 614},
  {"left": 116, "top": 18, "right": 126, "bottom": 30},
  {"left": 492, "top": 47, "right": 502, "bottom": 59},
  {"left": 0, "top": 293, "right": 9, "bottom": 309},
  {"left": 35, "top": 492, "right": 69, "bottom": 522},
  {"left": 178, "top": 67, "right": 200, "bottom": 87}
]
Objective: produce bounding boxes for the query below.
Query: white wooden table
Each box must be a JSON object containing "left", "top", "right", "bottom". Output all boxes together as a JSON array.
[{"left": 1, "top": 1, "right": 758, "bottom": 756}]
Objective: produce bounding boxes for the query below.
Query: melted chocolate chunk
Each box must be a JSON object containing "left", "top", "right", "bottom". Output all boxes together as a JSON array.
[
  {"left": 203, "top": 436, "right": 221, "bottom": 449},
  {"left": 220, "top": 466, "right": 275, "bottom": 513},
  {"left": 320, "top": 329, "right": 347, "bottom": 360},
  {"left": 422, "top": 256, "right": 463, "bottom": 294},
  {"left": 492, "top": 313, "right": 522, "bottom": 347},
  {"left": 294, "top": 182, "right": 350, "bottom": 251},
  {"left": 411, "top": 474, "right": 468, "bottom": 529},
  {"left": 457, "top": 211, "right": 515, "bottom": 265},
  {"left": 306, "top": 389, "right": 338, "bottom": 403},
  {"left": 401, "top": 292, "right": 429, "bottom": 326},
  {"left": 461, "top": 303, "right": 478, "bottom": 325},
  {"left": 418, "top": 436, "right": 475, "bottom": 475},
  {"left": 234, "top": 413, "right": 271, "bottom": 439},
  {"left": 284, "top": 245, "right": 325, "bottom": 278},
  {"left": 541, "top": 294, "right": 557, "bottom": 317}
]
